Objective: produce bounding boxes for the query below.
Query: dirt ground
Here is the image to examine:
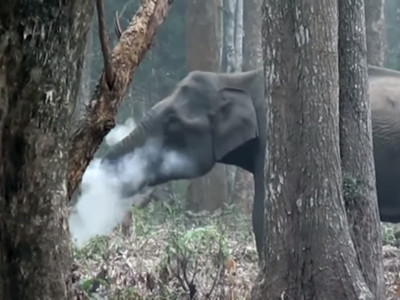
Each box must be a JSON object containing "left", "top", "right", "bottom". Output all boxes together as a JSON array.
[{"left": 71, "top": 201, "right": 400, "bottom": 299}]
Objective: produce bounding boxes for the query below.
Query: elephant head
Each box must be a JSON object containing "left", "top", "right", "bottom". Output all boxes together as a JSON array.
[
  {"left": 101, "top": 69, "right": 267, "bottom": 255},
  {"left": 101, "top": 69, "right": 266, "bottom": 191}
]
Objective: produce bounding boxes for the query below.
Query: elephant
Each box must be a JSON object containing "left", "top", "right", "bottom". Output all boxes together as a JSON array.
[
  {"left": 369, "top": 65, "right": 400, "bottom": 222},
  {"left": 101, "top": 65, "right": 400, "bottom": 257}
]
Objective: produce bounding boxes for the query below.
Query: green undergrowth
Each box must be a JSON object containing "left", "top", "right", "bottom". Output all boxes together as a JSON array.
[{"left": 382, "top": 223, "right": 400, "bottom": 246}]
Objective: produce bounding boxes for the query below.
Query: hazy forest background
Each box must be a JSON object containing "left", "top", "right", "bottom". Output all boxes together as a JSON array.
[
  {"left": 1, "top": 0, "right": 400, "bottom": 299},
  {"left": 66, "top": 0, "right": 400, "bottom": 299}
]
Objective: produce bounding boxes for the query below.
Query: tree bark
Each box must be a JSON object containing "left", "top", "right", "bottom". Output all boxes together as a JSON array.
[
  {"left": 364, "top": 0, "right": 386, "bottom": 66},
  {"left": 234, "top": 0, "right": 243, "bottom": 71},
  {"left": 68, "top": 0, "right": 174, "bottom": 199},
  {"left": 252, "top": 0, "right": 373, "bottom": 298},
  {"left": 73, "top": 19, "right": 94, "bottom": 124},
  {"left": 223, "top": 0, "right": 237, "bottom": 72},
  {"left": 185, "top": 0, "right": 228, "bottom": 212},
  {"left": 0, "top": 1, "right": 93, "bottom": 299},
  {"left": 338, "top": 0, "right": 384, "bottom": 298}
]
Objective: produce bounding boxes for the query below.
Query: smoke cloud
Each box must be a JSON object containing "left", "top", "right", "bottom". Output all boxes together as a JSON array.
[
  {"left": 68, "top": 117, "right": 197, "bottom": 248},
  {"left": 69, "top": 117, "right": 142, "bottom": 248},
  {"left": 104, "top": 117, "right": 136, "bottom": 146}
]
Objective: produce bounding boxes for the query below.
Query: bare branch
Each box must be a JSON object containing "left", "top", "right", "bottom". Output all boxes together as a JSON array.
[
  {"left": 205, "top": 267, "right": 223, "bottom": 298},
  {"left": 114, "top": 11, "right": 122, "bottom": 39},
  {"left": 114, "top": 2, "right": 130, "bottom": 40},
  {"left": 181, "top": 257, "right": 191, "bottom": 287},
  {"left": 96, "top": 0, "right": 115, "bottom": 89},
  {"left": 170, "top": 260, "right": 189, "bottom": 291},
  {"left": 68, "top": 0, "right": 174, "bottom": 198},
  {"left": 191, "top": 259, "right": 200, "bottom": 283}
]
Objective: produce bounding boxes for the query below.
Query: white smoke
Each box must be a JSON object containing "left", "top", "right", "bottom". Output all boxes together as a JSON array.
[
  {"left": 104, "top": 117, "right": 136, "bottom": 146},
  {"left": 68, "top": 116, "right": 197, "bottom": 248},
  {"left": 69, "top": 117, "right": 143, "bottom": 248}
]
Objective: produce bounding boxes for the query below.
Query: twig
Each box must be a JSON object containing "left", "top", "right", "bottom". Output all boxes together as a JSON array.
[
  {"left": 114, "top": 1, "right": 130, "bottom": 39},
  {"left": 205, "top": 266, "right": 223, "bottom": 298},
  {"left": 170, "top": 259, "right": 188, "bottom": 291},
  {"left": 191, "top": 259, "right": 200, "bottom": 283},
  {"left": 114, "top": 11, "right": 123, "bottom": 39}
]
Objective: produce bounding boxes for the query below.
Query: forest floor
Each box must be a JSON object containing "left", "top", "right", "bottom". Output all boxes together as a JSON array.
[{"left": 71, "top": 197, "right": 400, "bottom": 300}]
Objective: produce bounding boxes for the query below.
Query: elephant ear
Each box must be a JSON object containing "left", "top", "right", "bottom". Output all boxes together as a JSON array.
[{"left": 213, "top": 87, "right": 259, "bottom": 161}]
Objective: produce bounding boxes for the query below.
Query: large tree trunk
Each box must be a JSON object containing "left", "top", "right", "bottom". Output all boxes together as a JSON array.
[
  {"left": 185, "top": 0, "right": 227, "bottom": 212},
  {"left": 0, "top": 2, "right": 93, "bottom": 299},
  {"left": 338, "top": 0, "right": 384, "bottom": 298},
  {"left": 364, "top": 0, "right": 386, "bottom": 66},
  {"left": 251, "top": 0, "right": 373, "bottom": 298}
]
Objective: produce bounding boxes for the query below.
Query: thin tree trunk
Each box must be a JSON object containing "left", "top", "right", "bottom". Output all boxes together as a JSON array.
[
  {"left": 365, "top": 0, "right": 386, "bottom": 66},
  {"left": 252, "top": 0, "right": 373, "bottom": 298},
  {"left": 243, "top": 0, "right": 262, "bottom": 71},
  {"left": 223, "top": 0, "right": 237, "bottom": 72},
  {"left": 385, "top": 0, "right": 400, "bottom": 70},
  {"left": 230, "top": 0, "right": 262, "bottom": 211},
  {"left": 185, "top": 0, "right": 227, "bottom": 212},
  {"left": 234, "top": 0, "right": 243, "bottom": 71},
  {"left": 338, "top": 0, "right": 384, "bottom": 297},
  {"left": 223, "top": 0, "right": 244, "bottom": 204},
  {"left": 0, "top": 2, "right": 93, "bottom": 299}
]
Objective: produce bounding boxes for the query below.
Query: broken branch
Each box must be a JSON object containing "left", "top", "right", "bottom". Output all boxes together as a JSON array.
[
  {"left": 114, "top": 11, "right": 123, "bottom": 39},
  {"left": 68, "top": 0, "right": 174, "bottom": 198}
]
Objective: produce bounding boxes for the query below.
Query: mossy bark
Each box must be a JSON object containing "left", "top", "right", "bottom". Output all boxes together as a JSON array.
[{"left": 339, "top": 0, "right": 384, "bottom": 297}]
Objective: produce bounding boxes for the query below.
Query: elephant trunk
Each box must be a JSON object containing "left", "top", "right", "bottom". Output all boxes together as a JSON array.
[
  {"left": 102, "top": 109, "right": 155, "bottom": 163},
  {"left": 68, "top": 111, "right": 159, "bottom": 247},
  {"left": 100, "top": 109, "right": 160, "bottom": 198}
]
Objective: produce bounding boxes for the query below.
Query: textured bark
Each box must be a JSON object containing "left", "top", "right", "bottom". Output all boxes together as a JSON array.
[
  {"left": 185, "top": 0, "right": 227, "bottom": 212},
  {"left": 365, "top": 0, "right": 386, "bottom": 66},
  {"left": 68, "top": 0, "right": 174, "bottom": 198},
  {"left": 0, "top": 1, "right": 93, "bottom": 299},
  {"left": 73, "top": 21, "right": 94, "bottom": 124},
  {"left": 338, "top": 0, "right": 384, "bottom": 297},
  {"left": 252, "top": 0, "right": 373, "bottom": 299}
]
